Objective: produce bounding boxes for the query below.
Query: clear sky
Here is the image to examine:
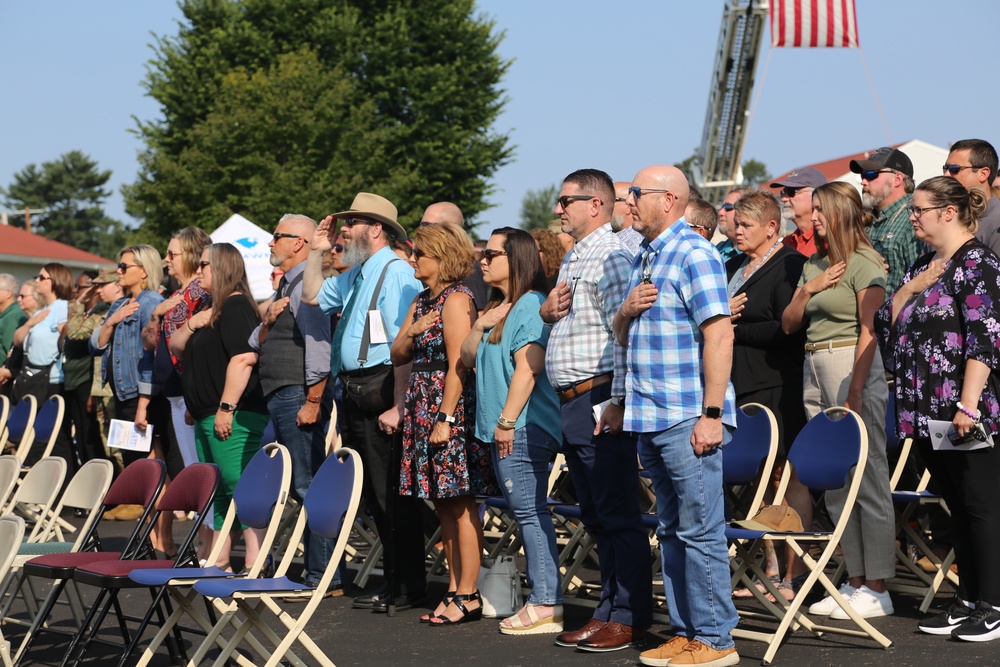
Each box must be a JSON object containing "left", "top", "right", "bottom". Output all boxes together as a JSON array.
[{"left": 3, "top": 1, "right": 998, "bottom": 237}]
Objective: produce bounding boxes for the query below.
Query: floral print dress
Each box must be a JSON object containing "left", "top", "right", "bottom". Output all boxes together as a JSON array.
[
  {"left": 875, "top": 239, "right": 1000, "bottom": 439},
  {"left": 399, "top": 283, "right": 498, "bottom": 499}
]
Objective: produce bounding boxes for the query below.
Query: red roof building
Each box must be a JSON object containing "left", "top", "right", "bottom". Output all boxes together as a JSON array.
[{"left": 0, "top": 224, "right": 112, "bottom": 283}]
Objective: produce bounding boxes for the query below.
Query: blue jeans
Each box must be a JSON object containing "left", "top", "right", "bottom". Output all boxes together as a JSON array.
[
  {"left": 267, "top": 385, "right": 342, "bottom": 588},
  {"left": 637, "top": 418, "right": 737, "bottom": 650},
  {"left": 491, "top": 424, "right": 563, "bottom": 605}
]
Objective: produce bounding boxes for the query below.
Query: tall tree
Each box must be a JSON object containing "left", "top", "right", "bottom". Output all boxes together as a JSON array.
[
  {"left": 741, "top": 159, "right": 772, "bottom": 188},
  {"left": 519, "top": 184, "right": 558, "bottom": 231},
  {"left": 2, "top": 151, "right": 126, "bottom": 259},
  {"left": 124, "top": 0, "right": 513, "bottom": 246}
]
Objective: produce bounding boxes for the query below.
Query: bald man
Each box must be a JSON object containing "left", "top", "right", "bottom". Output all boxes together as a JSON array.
[
  {"left": 420, "top": 201, "right": 488, "bottom": 311},
  {"left": 247, "top": 213, "right": 337, "bottom": 594},
  {"left": 613, "top": 166, "right": 740, "bottom": 667},
  {"left": 612, "top": 181, "right": 644, "bottom": 254}
]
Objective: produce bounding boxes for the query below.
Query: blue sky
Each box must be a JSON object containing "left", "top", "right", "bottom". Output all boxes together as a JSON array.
[{"left": 3, "top": 1, "right": 998, "bottom": 236}]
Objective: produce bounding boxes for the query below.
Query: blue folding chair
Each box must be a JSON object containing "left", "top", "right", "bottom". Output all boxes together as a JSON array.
[
  {"left": 188, "top": 447, "right": 363, "bottom": 667},
  {"left": 0, "top": 397, "right": 37, "bottom": 467},
  {"left": 726, "top": 407, "right": 892, "bottom": 665}
]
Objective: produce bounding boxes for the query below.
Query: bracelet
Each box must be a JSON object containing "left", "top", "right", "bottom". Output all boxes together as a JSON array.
[
  {"left": 305, "top": 396, "right": 321, "bottom": 404},
  {"left": 497, "top": 414, "right": 517, "bottom": 431},
  {"left": 956, "top": 401, "right": 981, "bottom": 420},
  {"left": 186, "top": 321, "right": 195, "bottom": 332}
]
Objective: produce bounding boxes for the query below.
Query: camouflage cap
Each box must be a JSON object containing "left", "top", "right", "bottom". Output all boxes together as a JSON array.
[{"left": 91, "top": 267, "right": 119, "bottom": 284}]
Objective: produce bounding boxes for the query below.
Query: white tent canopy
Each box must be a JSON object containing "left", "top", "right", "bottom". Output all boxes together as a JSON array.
[{"left": 210, "top": 213, "right": 274, "bottom": 301}]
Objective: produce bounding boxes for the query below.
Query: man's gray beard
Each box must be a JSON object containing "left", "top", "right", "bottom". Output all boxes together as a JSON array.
[
  {"left": 268, "top": 252, "right": 282, "bottom": 268},
  {"left": 610, "top": 214, "right": 625, "bottom": 233},
  {"left": 862, "top": 181, "right": 891, "bottom": 212},
  {"left": 781, "top": 205, "right": 794, "bottom": 222},
  {"left": 341, "top": 235, "right": 372, "bottom": 267}
]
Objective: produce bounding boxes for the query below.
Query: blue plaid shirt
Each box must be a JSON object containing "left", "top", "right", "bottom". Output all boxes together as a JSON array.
[{"left": 623, "top": 219, "right": 737, "bottom": 433}]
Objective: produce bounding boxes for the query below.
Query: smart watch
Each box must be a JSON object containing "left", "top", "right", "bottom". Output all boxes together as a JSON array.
[
  {"left": 436, "top": 411, "right": 456, "bottom": 424},
  {"left": 702, "top": 406, "right": 723, "bottom": 419}
]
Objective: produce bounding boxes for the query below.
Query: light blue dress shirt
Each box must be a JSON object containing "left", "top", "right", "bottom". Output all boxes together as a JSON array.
[{"left": 26, "top": 299, "right": 68, "bottom": 383}]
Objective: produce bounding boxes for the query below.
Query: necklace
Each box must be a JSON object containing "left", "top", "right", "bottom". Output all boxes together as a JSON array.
[{"left": 728, "top": 239, "right": 781, "bottom": 298}]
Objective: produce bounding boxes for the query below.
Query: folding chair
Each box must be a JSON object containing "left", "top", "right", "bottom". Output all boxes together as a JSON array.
[
  {"left": 0, "top": 455, "right": 20, "bottom": 511},
  {"left": 0, "top": 516, "right": 26, "bottom": 667},
  {"left": 11, "top": 458, "right": 166, "bottom": 667},
  {"left": 1, "top": 457, "right": 66, "bottom": 538},
  {"left": 0, "top": 397, "right": 36, "bottom": 463},
  {"left": 14, "top": 395, "right": 64, "bottom": 467},
  {"left": 128, "top": 443, "right": 292, "bottom": 667},
  {"left": 0, "top": 396, "right": 9, "bottom": 443},
  {"left": 58, "top": 463, "right": 220, "bottom": 667},
  {"left": 727, "top": 407, "right": 893, "bottom": 665},
  {"left": 0, "top": 459, "right": 114, "bottom": 632},
  {"left": 188, "top": 446, "right": 362, "bottom": 667}
]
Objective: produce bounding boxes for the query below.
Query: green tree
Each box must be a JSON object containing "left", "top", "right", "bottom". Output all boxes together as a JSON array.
[
  {"left": 124, "top": 0, "right": 513, "bottom": 246},
  {"left": 741, "top": 158, "right": 772, "bottom": 187},
  {"left": 519, "top": 184, "right": 558, "bottom": 231},
  {"left": 2, "top": 151, "right": 126, "bottom": 259}
]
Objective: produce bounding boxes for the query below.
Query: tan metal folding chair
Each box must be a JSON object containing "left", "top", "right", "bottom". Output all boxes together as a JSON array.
[{"left": 0, "top": 516, "right": 26, "bottom": 667}]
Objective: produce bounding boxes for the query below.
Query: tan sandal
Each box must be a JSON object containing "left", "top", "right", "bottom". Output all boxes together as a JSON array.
[{"left": 498, "top": 604, "right": 564, "bottom": 635}]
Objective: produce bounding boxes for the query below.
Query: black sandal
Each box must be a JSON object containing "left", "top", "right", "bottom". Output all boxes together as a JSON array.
[
  {"left": 420, "top": 591, "right": 456, "bottom": 624},
  {"left": 429, "top": 591, "right": 482, "bottom": 626}
]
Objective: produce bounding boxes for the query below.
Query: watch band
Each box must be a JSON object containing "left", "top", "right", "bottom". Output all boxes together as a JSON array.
[
  {"left": 702, "top": 405, "right": 723, "bottom": 419},
  {"left": 219, "top": 401, "right": 238, "bottom": 413},
  {"left": 436, "top": 411, "right": 456, "bottom": 424}
]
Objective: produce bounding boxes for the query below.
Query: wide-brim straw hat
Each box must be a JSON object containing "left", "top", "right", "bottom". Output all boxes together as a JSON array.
[{"left": 330, "top": 192, "right": 407, "bottom": 241}]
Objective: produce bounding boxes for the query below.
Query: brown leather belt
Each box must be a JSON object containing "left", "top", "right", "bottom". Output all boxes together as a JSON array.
[{"left": 557, "top": 372, "right": 612, "bottom": 404}]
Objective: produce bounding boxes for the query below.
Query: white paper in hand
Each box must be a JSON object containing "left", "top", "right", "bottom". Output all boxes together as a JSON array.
[
  {"left": 928, "top": 419, "right": 994, "bottom": 452},
  {"left": 367, "top": 310, "right": 390, "bottom": 344},
  {"left": 107, "top": 419, "right": 154, "bottom": 452}
]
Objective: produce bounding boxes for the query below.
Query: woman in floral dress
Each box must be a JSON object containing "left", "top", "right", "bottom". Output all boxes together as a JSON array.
[
  {"left": 391, "top": 223, "right": 497, "bottom": 626},
  {"left": 876, "top": 176, "right": 1000, "bottom": 641}
]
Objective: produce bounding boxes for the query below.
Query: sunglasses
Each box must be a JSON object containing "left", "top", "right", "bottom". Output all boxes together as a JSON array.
[
  {"left": 906, "top": 204, "right": 946, "bottom": 217},
  {"left": 342, "top": 217, "right": 375, "bottom": 228},
  {"left": 556, "top": 194, "right": 600, "bottom": 209},
  {"left": 73, "top": 283, "right": 92, "bottom": 291},
  {"left": 117, "top": 263, "right": 141, "bottom": 273},
  {"left": 272, "top": 232, "right": 306, "bottom": 243},
  {"left": 719, "top": 203, "right": 735, "bottom": 212},
  {"left": 942, "top": 164, "right": 983, "bottom": 176},
  {"left": 780, "top": 186, "right": 808, "bottom": 198},
  {"left": 332, "top": 243, "right": 344, "bottom": 253},
  {"left": 860, "top": 169, "right": 893, "bottom": 181},
  {"left": 198, "top": 260, "right": 211, "bottom": 269},
  {"left": 627, "top": 186, "right": 669, "bottom": 199},
  {"left": 687, "top": 224, "right": 708, "bottom": 231},
  {"left": 481, "top": 249, "right": 508, "bottom": 264},
  {"left": 411, "top": 248, "right": 433, "bottom": 260},
  {"left": 35, "top": 274, "right": 51, "bottom": 281}
]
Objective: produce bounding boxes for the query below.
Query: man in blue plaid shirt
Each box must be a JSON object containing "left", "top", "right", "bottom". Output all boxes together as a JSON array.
[{"left": 613, "top": 165, "right": 740, "bottom": 667}]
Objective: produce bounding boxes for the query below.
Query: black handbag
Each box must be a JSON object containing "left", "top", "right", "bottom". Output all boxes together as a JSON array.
[{"left": 11, "top": 362, "right": 53, "bottom": 405}]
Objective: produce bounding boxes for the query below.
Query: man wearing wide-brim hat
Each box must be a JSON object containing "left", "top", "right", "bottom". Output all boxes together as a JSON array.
[{"left": 303, "top": 192, "right": 428, "bottom": 613}]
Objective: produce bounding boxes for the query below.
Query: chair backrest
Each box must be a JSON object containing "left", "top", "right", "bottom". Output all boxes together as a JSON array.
[
  {"left": 156, "top": 463, "right": 220, "bottom": 566},
  {"left": 34, "top": 459, "right": 115, "bottom": 546},
  {"left": 232, "top": 443, "right": 289, "bottom": 529},
  {"left": 305, "top": 447, "right": 362, "bottom": 540},
  {"left": 0, "top": 455, "right": 20, "bottom": 510},
  {"left": 4, "top": 396, "right": 37, "bottom": 460},
  {"left": 0, "top": 394, "right": 9, "bottom": 437},
  {"left": 104, "top": 458, "right": 168, "bottom": 507},
  {"left": 5, "top": 456, "right": 66, "bottom": 510},
  {"left": 28, "top": 396, "right": 65, "bottom": 460},
  {"left": 787, "top": 408, "right": 865, "bottom": 491},
  {"left": 723, "top": 404, "right": 778, "bottom": 485},
  {"left": 0, "top": 515, "right": 26, "bottom": 576}
]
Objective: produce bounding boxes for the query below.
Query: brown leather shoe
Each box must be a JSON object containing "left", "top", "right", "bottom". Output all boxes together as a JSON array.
[
  {"left": 576, "top": 621, "right": 646, "bottom": 652},
  {"left": 554, "top": 618, "right": 607, "bottom": 647}
]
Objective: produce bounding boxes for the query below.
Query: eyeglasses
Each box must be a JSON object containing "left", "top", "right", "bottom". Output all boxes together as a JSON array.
[
  {"left": 627, "top": 186, "right": 670, "bottom": 199},
  {"left": 907, "top": 204, "right": 946, "bottom": 218},
  {"left": 73, "top": 284, "right": 91, "bottom": 291},
  {"left": 942, "top": 164, "right": 982, "bottom": 176},
  {"left": 614, "top": 197, "right": 627, "bottom": 203},
  {"left": 117, "top": 263, "right": 141, "bottom": 273},
  {"left": 198, "top": 260, "right": 211, "bottom": 269},
  {"left": 165, "top": 250, "right": 179, "bottom": 260},
  {"left": 719, "top": 203, "right": 735, "bottom": 212},
  {"left": 418, "top": 221, "right": 434, "bottom": 227},
  {"left": 556, "top": 195, "right": 601, "bottom": 209},
  {"left": 272, "top": 232, "right": 306, "bottom": 243},
  {"left": 860, "top": 169, "right": 892, "bottom": 181},
  {"left": 332, "top": 243, "right": 344, "bottom": 253},
  {"left": 342, "top": 217, "right": 375, "bottom": 228},
  {"left": 780, "top": 187, "right": 807, "bottom": 199},
  {"left": 481, "top": 249, "right": 508, "bottom": 264},
  {"left": 687, "top": 224, "right": 709, "bottom": 231},
  {"left": 16, "top": 294, "right": 31, "bottom": 300},
  {"left": 35, "top": 274, "right": 50, "bottom": 281},
  {"left": 411, "top": 248, "right": 434, "bottom": 260}
]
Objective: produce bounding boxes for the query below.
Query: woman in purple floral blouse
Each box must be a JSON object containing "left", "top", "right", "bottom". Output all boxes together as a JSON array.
[{"left": 875, "top": 176, "right": 1000, "bottom": 641}]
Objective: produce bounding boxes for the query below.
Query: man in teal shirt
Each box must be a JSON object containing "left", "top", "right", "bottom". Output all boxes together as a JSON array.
[{"left": 0, "top": 274, "right": 26, "bottom": 361}]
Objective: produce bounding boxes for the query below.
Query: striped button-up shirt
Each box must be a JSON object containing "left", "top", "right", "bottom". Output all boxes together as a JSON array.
[
  {"left": 545, "top": 223, "right": 635, "bottom": 397},
  {"left": 622, "top": 219, "right": 737, "bottom": 433}
]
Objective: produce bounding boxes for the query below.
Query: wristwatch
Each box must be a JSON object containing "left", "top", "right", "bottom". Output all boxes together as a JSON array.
[
  {"left": 436, "top": 411, "right": 456, "bottom": 424},
  {"left": 702, "top": 406, "right": 723, "bottom": 419},
  {"left": 219, "top": 401, "right": 238, "bottom": 413},
  {"left": 610, "top": 396, "right": 626, "bottom": 408}
]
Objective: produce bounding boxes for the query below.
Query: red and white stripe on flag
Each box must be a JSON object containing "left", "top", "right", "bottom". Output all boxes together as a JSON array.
[{"left": 770, "top": 0, "right": 860, "bottom": 48}]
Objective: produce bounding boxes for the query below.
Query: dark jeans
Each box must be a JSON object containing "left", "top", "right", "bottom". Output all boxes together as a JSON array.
[
  {"left": 112, "top": 394, "right": 180, "bottom": 475},
  {"left": 561, "top": 383, "right": 652, "bottom": 627},
  {"left": 63, "top": 383, "right": 106, "bottom": 470},
  {"left": 267, "top": 384, "right": 342, "bottom": 587},
  {"left": 916, "top": 437, "right": 1000, "bottom": 605},
  {"left": 340, "top": 367, "right": 426, "bottom": 597}
]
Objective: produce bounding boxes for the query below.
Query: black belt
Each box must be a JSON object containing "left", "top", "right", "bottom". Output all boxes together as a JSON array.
[
  {"left": 339, "top": 364, "right": 392, "bottom": 378},
  {"left": 411, "top": 360, "right": 449, "bottom": 373}
]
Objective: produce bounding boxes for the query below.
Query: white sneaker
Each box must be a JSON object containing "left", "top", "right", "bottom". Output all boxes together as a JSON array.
[
  {"left": 808, "top": 584, "right": 857, "bottom": 616},
  {"left": 829, "top": 585, "right": 894, "bottom": 619}
]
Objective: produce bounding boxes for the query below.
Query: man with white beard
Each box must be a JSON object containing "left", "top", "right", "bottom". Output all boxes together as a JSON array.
[
  {"left": 850, "top": 147, "right": 922, "bottom": 295},
  {"left": 770, "top": 167, "right": 826, "bottom": 258}
]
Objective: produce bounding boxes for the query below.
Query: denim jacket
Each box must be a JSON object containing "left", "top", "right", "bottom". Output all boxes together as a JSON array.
[{"left": 90, "top": 290, "right": 163, "bottom": 400}]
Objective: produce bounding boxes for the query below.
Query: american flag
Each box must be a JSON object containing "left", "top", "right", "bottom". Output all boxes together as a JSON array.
[{"left": 770, "top": 0, "right": 860, "bottom": 48}]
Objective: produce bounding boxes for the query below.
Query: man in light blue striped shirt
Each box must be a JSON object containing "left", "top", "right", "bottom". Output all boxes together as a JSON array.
[{"left": 612, "top": 165, "right": 740, "bottom": 667}]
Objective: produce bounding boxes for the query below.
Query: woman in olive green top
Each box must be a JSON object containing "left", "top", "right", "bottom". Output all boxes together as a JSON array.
[{"left": 782, "top": 181, "right": 895, "bottom": 620}]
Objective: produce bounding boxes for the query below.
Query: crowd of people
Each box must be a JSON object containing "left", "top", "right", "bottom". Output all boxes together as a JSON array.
[{"left": 3, "top": 137, "right": 1000, "bottom": 665}]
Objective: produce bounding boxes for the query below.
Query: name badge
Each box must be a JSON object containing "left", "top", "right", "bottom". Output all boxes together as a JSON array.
[{"left": 368, "top": 310, "right": 390, "bottom": 344}]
